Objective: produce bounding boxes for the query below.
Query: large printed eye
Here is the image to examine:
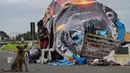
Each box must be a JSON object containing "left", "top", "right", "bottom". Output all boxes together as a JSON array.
[
  {"left": 104, "top": 6, "right": 118, "bottom": 21},
  {"left": 106, "top": 11, "right": 115, "bottom": 21}
]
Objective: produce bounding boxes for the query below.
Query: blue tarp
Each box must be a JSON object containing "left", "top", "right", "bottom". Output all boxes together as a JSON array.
[
  {"left": 73, "top": 54, "right": 87, "bottom": 65},
  {"left": 115, "top": 19, "right": 125, "bottom": 42},
  {"left": 48, "top": 54, "right": 87, "bottom": 66},
  {"left": 48, "top": 60, "right": 75, "bottom": 66}
]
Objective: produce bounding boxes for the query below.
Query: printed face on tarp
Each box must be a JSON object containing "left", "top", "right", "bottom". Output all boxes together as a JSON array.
[{"left": 51, "top": 1, "right": 115, "bottom": 57}]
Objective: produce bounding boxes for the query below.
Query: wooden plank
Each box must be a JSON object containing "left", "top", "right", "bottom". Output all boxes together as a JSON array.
[
  {"left": 81, "top": 54, "right": 102, "bottom": 59},
  {"left": 84, "top": 41, "right": 115, "bottom": 48},
  {"left": 81, "top": 33, "right": 121, "bottom": 61},
  {"left": 82, "top": 50, "right": 108, "bottom": 55},
  {"left": 86, "top": 38, "right": 120, "bottom": 47},
  {"left": 86, "top": 33, "right": 121, "bottom": 43},
  {"left": 82, "top": 49, "right": 111, "bottom": 52}
]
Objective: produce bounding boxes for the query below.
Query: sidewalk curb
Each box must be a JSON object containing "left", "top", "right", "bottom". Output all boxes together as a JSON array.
[{"left": 0, "top": 50, "right": 16, "bottom": 54}]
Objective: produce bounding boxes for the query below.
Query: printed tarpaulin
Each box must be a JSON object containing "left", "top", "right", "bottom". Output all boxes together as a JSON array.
[
  {"left": 54, "top": 1, "right": 111, "bottom": 57},
  {"left": 43, "top": 0, "right": 123, "bottom": 62},
  {"left": 115, "top": 19, "right": 125, "bottom": 42}
]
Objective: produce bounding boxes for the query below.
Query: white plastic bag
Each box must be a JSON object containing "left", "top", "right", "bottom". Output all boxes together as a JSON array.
[{"left": 7, "top": 57, "right": 13, "bottom": 63}]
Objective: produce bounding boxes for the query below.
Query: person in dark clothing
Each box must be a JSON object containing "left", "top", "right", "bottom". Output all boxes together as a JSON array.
[
  {"left": 37, "top": 20, "right": 49, "bottom": 58},
  {"left": 37, "top": 20, "right": 49, "bottom": 49}
]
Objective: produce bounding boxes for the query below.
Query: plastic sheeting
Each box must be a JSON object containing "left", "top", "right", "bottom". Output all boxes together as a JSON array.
[
  {"left": 73, "top": 54, "right": 87, "bottom": 65},
  {"left": 115, "top": 19, "right": 125, "bottom": 42},
  {"left": 104, "top": 50, "right": 115, "bottom": 62},
  {"left": 27, "top": 46, "right": 41, "bottom": 63},
  {"left": 48, "top": 60, "right": 75, "bottom": 66}
]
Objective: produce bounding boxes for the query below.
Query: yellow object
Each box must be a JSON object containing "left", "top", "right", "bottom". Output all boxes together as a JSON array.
[
  {"left": 45, "top": 8, "right": 49, "bottom": 13},
  {"left": 69, "top": 53, "right": 73, "bottom": 59},
  {"left": 42, "top": 8, "right": 50, "bottom": 25},
  {"left": 125, "top": 33, "right": 130, "bottom": 41},
  {"left": 73, "top": 0, "right": 96, "bottom": 5},
  {"left": 113, "top": 55, "right": 130, "bottom": 65},
  {"left": 58, "top": 0, "right": 95, "bottom": 6},
  {"left": 56, "top": 24, "right": 66, "bottom": 33}
]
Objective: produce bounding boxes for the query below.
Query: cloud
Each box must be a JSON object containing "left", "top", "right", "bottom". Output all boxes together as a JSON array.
[
  {"left": 3, "top": 0, "right": 30, "bottom": 4},
  {"left": 98, "top": 0, "right": 130, "bottom": 11},
  {"left": 0, "top": 0, "right": 30, "bottom": 7},
  {"left": 0, "top": 0, "right": 130, "bottom": 36}
]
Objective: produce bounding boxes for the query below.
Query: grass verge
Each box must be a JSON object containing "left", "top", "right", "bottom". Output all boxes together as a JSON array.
[{"left": 0, "top": 43, "right": 31, "bottom": 53}]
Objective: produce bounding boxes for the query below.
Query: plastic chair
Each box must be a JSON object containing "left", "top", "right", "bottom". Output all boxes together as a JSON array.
[{"left": 40, "top": 48, "right": 54, "bottom": 64}]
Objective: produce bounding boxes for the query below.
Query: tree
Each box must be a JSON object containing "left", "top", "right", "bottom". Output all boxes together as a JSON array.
[
  {"left": 16, "top": 31, "right": 37, "bottom": 41},
  {"left": 0, "top": 31, "right": 9, "bottom": 41}
]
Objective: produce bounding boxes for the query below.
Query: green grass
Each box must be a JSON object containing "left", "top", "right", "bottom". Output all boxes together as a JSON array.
[
  {"left": 0, "top": 44, "right": 31, "bottom": 53},
  {"left": 32, "top": 42, "right": 40, "bottom": 48},
  {"left": 0, "top": 41, "right": 40, "bottom": 53}
]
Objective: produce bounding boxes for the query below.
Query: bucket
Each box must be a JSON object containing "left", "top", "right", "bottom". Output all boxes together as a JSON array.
[{"left": 7, "top": 57, "right": 13, "bottom": 63}]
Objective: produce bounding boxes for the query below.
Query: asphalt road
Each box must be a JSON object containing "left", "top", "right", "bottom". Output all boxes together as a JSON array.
[{"left": 0, "top": 51, "right": 130, "bottom": 73}]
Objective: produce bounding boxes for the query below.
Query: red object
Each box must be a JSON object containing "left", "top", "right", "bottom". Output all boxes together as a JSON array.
[{"left": 40, "top": 39, "right": 49, "bottom": 49}]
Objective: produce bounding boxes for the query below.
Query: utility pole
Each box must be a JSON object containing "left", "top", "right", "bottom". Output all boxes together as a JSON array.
[{"left": 30, "top": 22, "right": 35, "bottom": 43}]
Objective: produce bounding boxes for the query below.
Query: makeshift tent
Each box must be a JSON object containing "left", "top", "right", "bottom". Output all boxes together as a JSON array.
[{"left": 39, "top": 0, "right": 123, "bottom": 63}]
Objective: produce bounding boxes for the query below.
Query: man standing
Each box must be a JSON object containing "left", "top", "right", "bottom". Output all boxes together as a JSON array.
[
  {"left": 37, "top": 20, "right": 49, "bottom": 60},
  {"left": 37, "top": 20, "right": 49, "bottom": 49}
]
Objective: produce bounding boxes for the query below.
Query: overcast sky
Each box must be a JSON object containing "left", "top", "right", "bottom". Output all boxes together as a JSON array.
[{"left": 0, "top": 0, "right": 130, "bottom": 36}]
